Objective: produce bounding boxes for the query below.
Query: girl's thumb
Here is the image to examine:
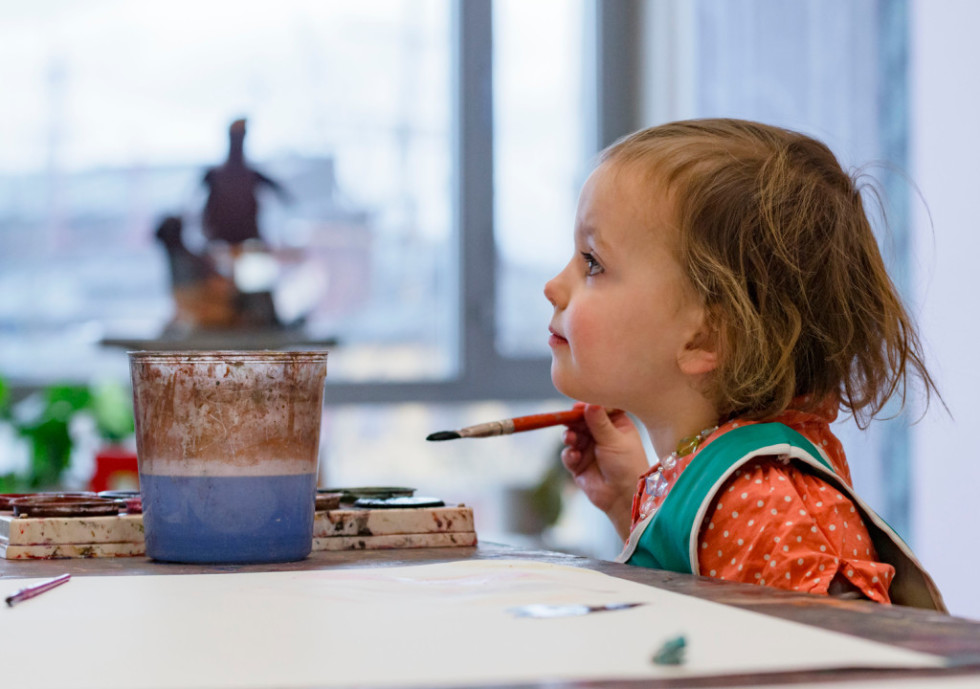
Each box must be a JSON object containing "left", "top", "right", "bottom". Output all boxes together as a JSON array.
[{"left": 582, "top": 404, "right": 621, "bottom": 441}]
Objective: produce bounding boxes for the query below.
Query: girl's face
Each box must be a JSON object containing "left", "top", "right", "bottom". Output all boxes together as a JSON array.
[{"left": 544, "top": 162, "right": 708, "bottom": 417}]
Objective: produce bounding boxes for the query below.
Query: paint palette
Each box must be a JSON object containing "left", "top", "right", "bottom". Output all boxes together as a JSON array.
[{"left": 0, "top": 503, "right": 476, "bottom": 559}]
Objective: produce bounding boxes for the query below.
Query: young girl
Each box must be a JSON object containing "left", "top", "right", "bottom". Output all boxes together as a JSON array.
[{"left": 545, "top": 118, "right": 946, "bottom": 611}]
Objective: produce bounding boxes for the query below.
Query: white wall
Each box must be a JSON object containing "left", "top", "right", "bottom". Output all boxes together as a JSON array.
[{"left": 911, "top": 0, "right": 980, "bottom": 620}]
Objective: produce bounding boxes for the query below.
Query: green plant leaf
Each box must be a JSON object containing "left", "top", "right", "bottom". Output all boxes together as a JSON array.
[
  {"left": 90, "top": 381, "right": 135, "bottom": 442},
  {"left": 0, "top": 375, "right": 10, "bottom": 419},
  {"left": 44, "top": 384, "right": 92, "bottom": 415}
]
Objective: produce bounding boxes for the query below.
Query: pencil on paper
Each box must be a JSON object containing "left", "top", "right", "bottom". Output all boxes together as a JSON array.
[
  {"left": 426, "top": 408, "right": 585, "bottom": 441},
  {"left": 5, "top": 573, "right": 71, "bottom": 608}
]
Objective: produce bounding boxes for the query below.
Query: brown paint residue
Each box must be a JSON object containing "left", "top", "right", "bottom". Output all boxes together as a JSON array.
[{"left": 130, "top": 351, "right": 327, "bottom": 475}]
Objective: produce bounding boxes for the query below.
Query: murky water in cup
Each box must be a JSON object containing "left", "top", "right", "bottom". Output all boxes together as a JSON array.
[{"left": 129, "top": 351, "right": 327, "bottom": 563}]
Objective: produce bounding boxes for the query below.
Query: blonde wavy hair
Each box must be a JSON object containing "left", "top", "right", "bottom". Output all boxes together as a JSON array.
[{"left": 602, "top": 118, "right": 937, "bottom": 426}]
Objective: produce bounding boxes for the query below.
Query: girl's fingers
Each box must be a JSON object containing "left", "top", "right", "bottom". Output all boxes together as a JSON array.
[
  {"left": 561, "top": 447, "right": 587, "bottom": 475},
  {"left": 562, "top": 428, "right": 592, "bottom": 452}
]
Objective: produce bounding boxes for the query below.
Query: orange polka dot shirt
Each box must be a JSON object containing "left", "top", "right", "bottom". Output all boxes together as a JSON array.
[{"left": 628, "top": 403, "right": 895, "bottom": 603}]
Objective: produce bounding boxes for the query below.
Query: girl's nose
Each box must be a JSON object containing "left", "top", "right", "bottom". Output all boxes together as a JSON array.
[{"left": 544, "top": 271, "right": 564, "bottom": 307}]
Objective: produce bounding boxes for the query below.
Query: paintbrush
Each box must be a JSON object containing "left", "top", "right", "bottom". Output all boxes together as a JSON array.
[
  {"left": 5, "top": 573, "right": 71, "bottom": 608},
  {"left": 426, "top": 408, "right": 585, "bottom": 441}
]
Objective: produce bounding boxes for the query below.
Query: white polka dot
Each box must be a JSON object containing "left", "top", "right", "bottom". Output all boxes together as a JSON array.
[
  {"left": 819, "top": 564, "right": 825, "bottom": 571},
  {"left": 737, "top": 538, "right": 744, "bottom": 546},
  {"left": 770, "top": 509, "right": 778, "bottom": 515},
  {"left": 811, "top": 526, "right": 817, "bottom": 533},
  {"left": 797, "top": 558, "right": 804, "bottom": 565},
  {"left": 755, "top": 479, "right": 762, "bottom": 484},
  {"left": 723, "top": 530, "right": 729, "bottom": 538},
  {"left": 785, "top": 572, "right": 791, "bottom": 579},
  {"left": 871, "top": 576, "right": 879, "bottom": 583},
  {"left": 754, "top": 572, "right": 762, "bottom": 579},
  {"left": 730, "top": 558, "right": 736, "bottom": 565},
  {"left": 702, "top": 542, "right": 707, "bottom": 549},
  {"left": 816, "top": 501, "right": 823, "bottom": 507},
  {"left": 708, "top": 522, "right": 715, "bottom": 530},
  {"left": 819, "top": 545, "right": 826, "bottom": 552},
  {"left": 819, "top": 486, "right": 826, "bottom": 492},
  {"left": 774, "top": 536, "right": 781, "bottom": 543},
  {"left": 728, "top": 486, "right": 734, "bottom": 492},
  {"left": 763, "top": 554, "right": 771, "bottom": 561},
  {"left": 778, "top": 475, "right": 786, "bottom": 481},
  {"left": 799, "top": 509, "right": 807, "bottom": 516},
  {"left": 783, "top": 495, "right": 791, "bottom": 502},
  {"left": 737, "top": 564, "right": 743, "bottom": 571},
  {"left": 731, "top": 511, "right": 739, "bottom": 518},
  {"left": 770, "top": 561, "right": 777, "bottom": 567},
  {"left": 836, "top": 493, "right": 843, "bottom": 500},
  {"left": 782, "top": 545, "right": 789, "bottom": 552},
  {"left": 843, "top": 521, "right": 848, "bottom": 528},
  {"left": 828, "top": 525, "right": 836, "bottom": 531},
  {"left": 850, "top": 506, "right": 855, "bottom": 513},
  {"left": 757, "top": 500, "right": 764, "bottom": 508},
  {"left": 759, "top": 579, "right": 766, "bottom": 585},
  {"left": 717, "top": 550, "right": 723, "bottom": 557},
  {"left": 741, "top": 492, "right": 748, "bottom": 499},
  {"left": 857, "top": 534, "right": 862, "bottom": 541},
  {"left": 847, "top": 569, "right": 854, "bottom": 577},
  {"left": 710, "top": 570, "right": 716, "bottom": 576},
  {"left": 796, "top": 536, "right": 802, "bottom": 543},
  {"left": 748, "top": 520, "right": 755, "bottom": 526},
  {"left": 785, "top": 521, "right": 793, "bottom": 527},
  {"left": 853, "top": 549, "right": 858, "bottom": 556}
]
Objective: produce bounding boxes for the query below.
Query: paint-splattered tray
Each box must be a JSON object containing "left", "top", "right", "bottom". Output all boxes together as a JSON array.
[{"left": 0, "top": 505, "right": 476, "bottom": 559}]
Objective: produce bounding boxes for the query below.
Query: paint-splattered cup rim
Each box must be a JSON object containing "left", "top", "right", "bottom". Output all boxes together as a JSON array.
[{"left": 127, "top": 350, "right": 328, "bottom": 363}]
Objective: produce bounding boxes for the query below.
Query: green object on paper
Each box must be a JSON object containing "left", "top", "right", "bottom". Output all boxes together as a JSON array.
[{"left": 652, "top": 634, "right": 687, "bottom": 665}]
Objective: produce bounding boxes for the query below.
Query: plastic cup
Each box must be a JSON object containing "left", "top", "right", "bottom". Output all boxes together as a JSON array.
[{"left": 129, "top": 350, "right": 327, "bottom": 563}]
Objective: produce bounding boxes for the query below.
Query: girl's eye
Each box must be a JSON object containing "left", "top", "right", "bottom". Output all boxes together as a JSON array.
[{"left": 581, "top": 252, "right": 604, "bottom": 276}]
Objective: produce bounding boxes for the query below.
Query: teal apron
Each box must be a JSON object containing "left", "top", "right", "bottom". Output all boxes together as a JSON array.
[{"left": 617, "top": 422, "right": 946, "bottom": 612}]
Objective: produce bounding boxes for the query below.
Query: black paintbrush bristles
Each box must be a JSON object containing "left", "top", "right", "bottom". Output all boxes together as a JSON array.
[{"left": 426, "top": 430, "right": 461, "bottom": 441}]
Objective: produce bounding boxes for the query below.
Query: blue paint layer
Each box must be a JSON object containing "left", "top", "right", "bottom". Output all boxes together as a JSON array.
[{"left": 141, "top": 473, "right": 316, "bottom": 563}]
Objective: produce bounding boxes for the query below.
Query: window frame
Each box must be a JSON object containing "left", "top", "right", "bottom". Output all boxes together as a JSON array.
[{"left": 318, "top": 0, "right": 640, "bottom": 406}]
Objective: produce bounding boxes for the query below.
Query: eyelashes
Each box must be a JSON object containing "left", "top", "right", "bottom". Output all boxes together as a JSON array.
[{"left": 581, "top": 252, "right": 604, "bottom": 276}]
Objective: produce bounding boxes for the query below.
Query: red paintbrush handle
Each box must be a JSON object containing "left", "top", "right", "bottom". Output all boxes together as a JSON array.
[{"left": 511, "top": 408, "right": 585, "bottom": 432}]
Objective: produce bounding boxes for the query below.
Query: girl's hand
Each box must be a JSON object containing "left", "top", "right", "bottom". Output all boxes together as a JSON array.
[{"left": 560, "top": 402, "right": 649, "bottom": 539}]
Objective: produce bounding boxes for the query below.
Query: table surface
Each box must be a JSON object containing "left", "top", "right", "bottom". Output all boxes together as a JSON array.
[{"left": 2, "top": 541, "right": 978, "bottom": 688}]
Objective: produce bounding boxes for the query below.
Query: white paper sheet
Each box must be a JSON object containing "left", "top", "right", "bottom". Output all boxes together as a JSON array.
[{"left": 0, "top": 560, "right": 944, "bottom": 689}]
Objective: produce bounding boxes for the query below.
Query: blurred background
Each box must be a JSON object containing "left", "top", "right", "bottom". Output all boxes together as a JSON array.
[{"left": 0, "top": 0, "right": 976, "bottom": 616}]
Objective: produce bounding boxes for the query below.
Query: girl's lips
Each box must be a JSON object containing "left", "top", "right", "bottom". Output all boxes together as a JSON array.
[{"left": 548, "top": 329, "right": 568, "bottom": 347}]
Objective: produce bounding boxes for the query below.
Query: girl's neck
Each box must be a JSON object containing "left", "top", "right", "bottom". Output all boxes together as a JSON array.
[{"left": 639, "top": 396, "right": 722, "bottom": 462}]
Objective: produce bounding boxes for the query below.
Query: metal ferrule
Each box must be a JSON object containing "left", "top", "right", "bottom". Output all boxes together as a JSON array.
[{"left": 458, "top": 418, "right": 516, "bottom": 438}]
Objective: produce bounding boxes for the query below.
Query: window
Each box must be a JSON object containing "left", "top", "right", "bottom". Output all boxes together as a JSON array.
[{"left": 0, "top": 1, "right": 456, "bottom": 384}]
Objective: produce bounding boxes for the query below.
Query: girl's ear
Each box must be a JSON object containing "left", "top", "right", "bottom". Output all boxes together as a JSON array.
[{"left": 678, "top": 312, "right": 720, "bottom": 376}]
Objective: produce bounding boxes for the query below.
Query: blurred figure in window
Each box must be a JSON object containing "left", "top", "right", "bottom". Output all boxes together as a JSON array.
[
  {"left": 202, "top": 118, "right": 290, "bottom": 246},
  {"left": 154, "top": 215, "right": 240, "bottom": 334}
]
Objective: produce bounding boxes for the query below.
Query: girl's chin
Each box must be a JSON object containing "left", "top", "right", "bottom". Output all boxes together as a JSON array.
[{"left": 549, "top": 366, "right": 585, "bottom": 400}]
